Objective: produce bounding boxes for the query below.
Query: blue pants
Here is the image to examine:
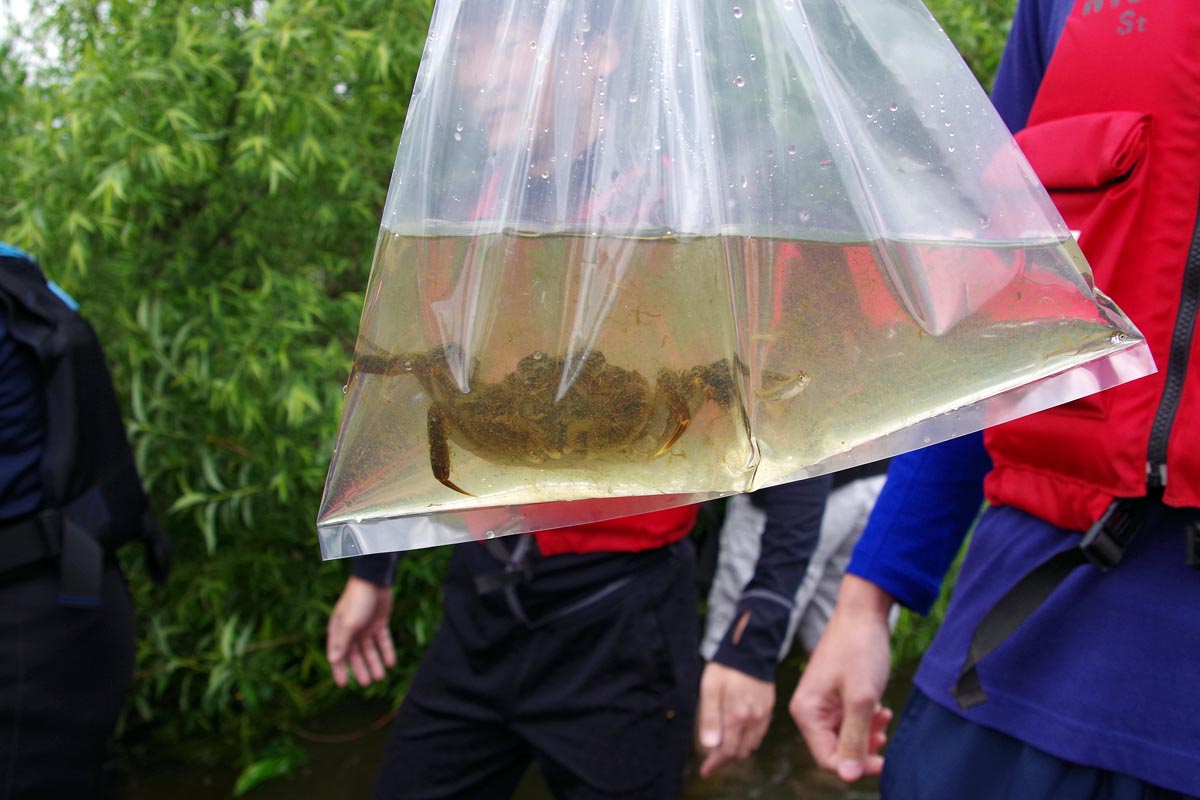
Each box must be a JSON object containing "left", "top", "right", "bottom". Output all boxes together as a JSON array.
[
  {"left": 372, "top": 541, "right": 698, "bottom": 799},
  {"left": 882, "top": 689, "right": 1198, "bottom": 800}
]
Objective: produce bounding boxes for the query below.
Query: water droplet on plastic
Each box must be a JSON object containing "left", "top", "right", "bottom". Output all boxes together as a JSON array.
[
  {"left": 628, "top": 91, "right": 639, "bottom": 103},
  {"left": 866, "top": 111, "right": 874, "bottom": 119},
  {"left": 944, "top": 121, "right": 951, "bottom": 127},
  {"left": 455, "top": 121, "right": 464, "bottom": 132},
  {"left": 1110, "top": 331, "right": 1128, "bottom": 345},
  {"left": 540, "top": 170, "right": 550, "bottom": 179},
  {"left": 532, "top": 351, "right": 545, "bottom": 361},
  {"left": 889, "top": 102, "right": 898, "bottom": 111},
  {"left": 732, "top": 6, "right": 743, "bottom": 18},
  {"left": 529, "top": 40, "right": 537, "bottom": 49},
  {"left": 734, "top": 75, "right": 745, "bottom": 88},
  {"left": 403, "top": 359, "right": 414, "bottom": 371},
  {"left": 579, "top": 17, "right": 591, "bottom": 32},
  {"left": 342, "top": 384, "right": 348, "bottom": 394},
  {"left": 948, "top": 145, "right": 956, "bottom": 153},
  {"left": 787, "top": 144, "right": 797, "bottom": 155},
  {"left": 694, "top": 48, "right": 702, "bottom": 57},
  {"left": 453, "top": 132, "right": 462, "bottom": 141},
  {"left": 819, "top": 158, "right": 832, "bottom": 167},
  {"left": 799, "top": 210, "right": 811, "bottom": 222},
  {"left": 784, "top": 0, "right": 794, "bottom": 8},
  {"left": 923, "top": 435, "right": 932, "bottom": 444},
  {"left": 749, "top": 52, "right": 757, "bottom": 61},
  {"left": 484, "top": 530, "right": 496, "bottom": 539},
  {"left": 741, "top": 175, "right": 748, "bottom": 188},
  {"left": 977, "top": 216, "right": 990, "bottom": 229},
  {"left": 767, "top": 148, "right": 775, "bottom": 157}
]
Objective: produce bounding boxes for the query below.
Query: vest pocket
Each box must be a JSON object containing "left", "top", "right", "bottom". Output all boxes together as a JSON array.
[{"left": 1014, "top": 111, "right": 1152, "bottom": 420}]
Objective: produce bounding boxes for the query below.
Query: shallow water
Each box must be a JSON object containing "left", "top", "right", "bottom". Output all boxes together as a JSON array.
[{"left": 110, "top": 661, "right": 905, "bottom": 799}]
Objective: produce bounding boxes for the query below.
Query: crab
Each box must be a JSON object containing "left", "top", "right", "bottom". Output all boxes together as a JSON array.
[{"left": 352, "top": 345, "right": 743, "bottom": 496}]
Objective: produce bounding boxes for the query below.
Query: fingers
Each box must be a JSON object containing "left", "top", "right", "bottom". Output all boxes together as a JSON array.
[
  {"left": 791, "top": 682, "right": 893, "bottom": 782},
  {"left": 696, "top": 669, "right": 732, "bottom": 778},
  {"left": 789, "top": 674, "right": 841, "bottom": 773},
  {"left": 326, "top": 577, "right": 395, "bottom": 688},
  {"left": 697, "top": 665, "right": 775, "bottom": 778},
  {"left": 697, "top": 670, "right": 725, "bottom": 751},
  {"left": 375, "top": 625, "right": 398, "bottom": 669},
  {"left": 698, "top": 716, "right": 746, "bottom": 778},
  {"left": 789, "top": 588, "right": 896, "bottom": 783},
  {"left": 349, "top": 644, "right": 373, "bottom": 687},
  {"left": 329, "top": 658, "right": 349, "bottom": 688},
  {"left": 871, "top": 705, "right": 894, "bottom": 751},
  {"left": 832, "top": 692, "right": 880, "bottom": 782},
  {"left": 326, "top": 614, "right": 352, "bottom": 688}
]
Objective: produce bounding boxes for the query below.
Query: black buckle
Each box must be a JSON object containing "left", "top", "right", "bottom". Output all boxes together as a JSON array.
[
  {"left": 473, "top": 560, "right": 535, "bottom": 594},
  {"left": 1186, "top": 521, "right": 1200, "bottom": 571},
  {"left": 1079, "top": 498, "right": 1145, "bottom": 571}
]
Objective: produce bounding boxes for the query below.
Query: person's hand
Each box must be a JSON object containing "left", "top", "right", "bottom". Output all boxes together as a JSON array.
[
  {"left": 696, "top": 662, "right": 776, "bottom": 778},
  {"left": 789, "top": 575, "right": 894, "bottom": 782},
  {"left": 326, "top": 576, "right": 397, "bottom": 687}
]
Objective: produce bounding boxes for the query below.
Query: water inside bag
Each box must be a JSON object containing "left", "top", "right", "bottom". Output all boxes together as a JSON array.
[{"left": 319, "top": 230, "right": 1141, "bottom": 538}]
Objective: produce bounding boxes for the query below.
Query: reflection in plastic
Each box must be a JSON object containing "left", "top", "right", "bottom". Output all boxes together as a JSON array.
[{"left": 316, "top": 0, "right": 1153, "bottom": 557}]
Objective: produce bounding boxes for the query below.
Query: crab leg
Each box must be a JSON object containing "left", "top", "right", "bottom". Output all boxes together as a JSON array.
[
  {"left": 653, "top": 368, "right": 693, "bottom": 457},
  {"left": 428, "top": 406, "right": 474, "bottom": 496}
]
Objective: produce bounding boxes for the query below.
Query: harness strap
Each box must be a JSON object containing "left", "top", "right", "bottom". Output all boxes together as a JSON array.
[
  {"left": 0, "top": 476, "right": 170, "bottom": 601},
  {"left": 474, "top": 535, "right": 535, "bottom": 594},
  {"left": 951, "top": 497, "right": 1147, "bottom": 709},
  {"left": 473, "top": 535, "right": 685, "bottom": 630},
  {"left": 0, "top": 510, "right": 69, "bottom": 572}
]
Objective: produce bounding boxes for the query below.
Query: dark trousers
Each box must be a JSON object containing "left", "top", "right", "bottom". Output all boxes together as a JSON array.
[
  {"left": 0, "top": 561, "right": 135, "bottom": 800},
  {"left": 373, "top": 542, "right": 699, "bottom": 800},
  {"left": 882, "top": 689, "right": 1198, "bottom": 800}
]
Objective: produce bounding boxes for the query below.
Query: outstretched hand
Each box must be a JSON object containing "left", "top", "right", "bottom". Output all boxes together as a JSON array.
[
  {"left": 326, "top": 576, "right": 397, "bottom": 687},
  {"left": 696, "top": 662, "right": 776, "bottom": 777},
  {"left": 788, "top": 575, "right": 894, "bottom": 782}
]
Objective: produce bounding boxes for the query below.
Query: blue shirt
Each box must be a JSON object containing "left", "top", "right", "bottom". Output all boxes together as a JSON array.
[{"left": 848, "top": 1, "right": 1200, "bottom": 792}]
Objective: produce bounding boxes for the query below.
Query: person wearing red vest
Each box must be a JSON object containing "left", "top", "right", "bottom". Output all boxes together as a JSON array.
[
  {"left": 323, "top": 6, "right": 831, "bottom": 797},
  {"left": 788, "top": 1, "right": 1200, "bottom": 798}
]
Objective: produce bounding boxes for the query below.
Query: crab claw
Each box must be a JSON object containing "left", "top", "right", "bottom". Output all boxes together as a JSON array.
[
  {"left": 653, "top": 368, "right": 693, "bottom": 457},
  {"left": 429, "top": 406, "right": 474, "bottom": 496}
]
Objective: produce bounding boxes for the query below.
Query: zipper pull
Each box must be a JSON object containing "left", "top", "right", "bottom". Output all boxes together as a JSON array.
[{"left": 1146, "top": 461, "right": 1168, "bottom": 489}]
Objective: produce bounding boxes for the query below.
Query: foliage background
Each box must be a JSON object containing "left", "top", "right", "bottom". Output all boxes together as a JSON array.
[{"left": 0, "top": 0, "right": 1014, "bottom": 790}]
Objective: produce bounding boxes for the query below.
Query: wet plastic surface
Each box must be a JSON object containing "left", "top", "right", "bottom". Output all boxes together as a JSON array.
[{"left": 318, "top": 0, "right": 1151, "bottom": 556}]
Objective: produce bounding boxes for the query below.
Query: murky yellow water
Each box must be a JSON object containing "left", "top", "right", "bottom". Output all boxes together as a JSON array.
[{"left": 321, "top": 232, "right": 1131, "bottom": 529}]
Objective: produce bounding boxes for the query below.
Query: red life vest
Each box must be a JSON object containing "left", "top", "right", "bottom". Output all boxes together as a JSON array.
[
  {"left": 533, "top": 502, "right": 697, "bottom": 556},
  {"left": 983, "top": 0, "right": 1200, "bottom": 531}
]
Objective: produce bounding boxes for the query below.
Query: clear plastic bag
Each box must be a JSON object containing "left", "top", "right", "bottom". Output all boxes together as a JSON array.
[{"left": 317, "top": 0, "right": 1153, "bottom": 557}]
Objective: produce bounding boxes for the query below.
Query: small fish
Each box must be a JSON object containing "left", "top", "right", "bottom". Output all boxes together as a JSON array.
[{"left": 755, "top": 370, "right": 810, "bottom": 402}]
